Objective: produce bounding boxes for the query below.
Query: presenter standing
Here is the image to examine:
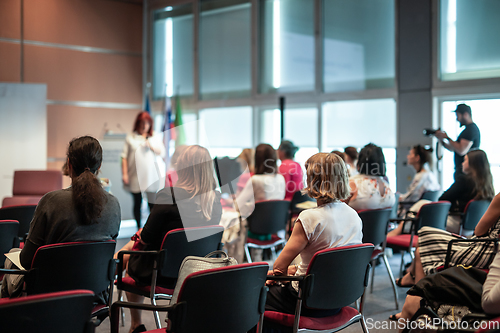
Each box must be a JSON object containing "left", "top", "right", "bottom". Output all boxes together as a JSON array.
[
  {"left": 122, "top": 111, "right": 165, "bottom": 230},
  {"left": 435, "top": 104, "right": 480, "bottom": 180}
]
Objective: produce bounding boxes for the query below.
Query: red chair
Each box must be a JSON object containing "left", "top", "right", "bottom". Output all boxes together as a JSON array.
[
  {"left": 0, "top": 204, "right": 37, "bottom": 245},
  {"left": 115, "top": 225, "right": 224, "bottom": 328},
  {"left": 387, "top": 201, "right": 451, "bottom": 277},
  {"left": 111, "top": 263, "right": 269, "bottom": 333},
  {"left": 0, "top": 241, "right": 117, "bottom": 324},
  {"left": 244, "top": 200, "right": 290, "bottom": 263},
  {"left": 358, "top": 208, "right": 398, "bottom": 309},
  {"left": 0, "top": 289, "right": 97, "bottom": 333},
  {"left": 264, "top": 244, "right": 374, "bottom": 333},
  {"left": 2, "top": 170, "right": 62, "bottom": 207}
]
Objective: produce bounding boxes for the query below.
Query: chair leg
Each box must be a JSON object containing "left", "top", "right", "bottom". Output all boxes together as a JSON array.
[
  {"left": 382, "top": 254, "right": 399, "bottom": 310},
  {"left": 117, "top": 289, "right": 125, "bottom": 327},
  {"left": 370, "top": 259, "right": 376, "bottom": 293},
  {"left": 360, "top": 315, "right": 370, "bottom": 333},
  {"left": 244, "top": 245, "right": 252, "bottom": 263},
  {"left": 399, "top": 251, "right": 406, "bottom": 278},
  {"left": 151, "top": 297, "right": 162, "bottom": 329}
]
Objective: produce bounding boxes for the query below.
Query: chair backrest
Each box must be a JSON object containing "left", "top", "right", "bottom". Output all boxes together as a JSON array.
[
  {"left": 416, "top": 201, "right": 451, "bottom": 230},
  {"left": 26, "top": 241, "right": 116, "bottom": 295},
  {"left": 0, "top": 220, "right": 19, "bottom": 267},
  {"left": 171, "top": 263, "right": 268, "bottom": 333},
  {"left": 463, "top": 200, "right": 491, "bottom": 230},
  {"left": 159, "top": 226, "right": 224, "bottom": 279},
  {"left": 290, "top": 190, "right": 314, "bottom": 208},
  {"left": 0, "top": 204, "right": 37, "bottom": 239},
  {"left": 390, "top": 192, "right": 401, "bottom": 219},
  {"left": 213, "top": 156, "right": 242, "bottom": 194},
  {"left": 421, "top": 190, "right": 441, "bottom": 202},
  {"left": 303, "top": 244, "right": 374, "bottom": 310},
  {"left": 246, "top": 200, "right": 290, "bottom": 235},
  {"left": 12, "top": 170, "right": 62, "bottom": 196},
  {"left": 0, "top": 290, "right": 95, "bottom": 333},
  {"left": 358, "top": 208, "right": 392, "bottom": 246}
]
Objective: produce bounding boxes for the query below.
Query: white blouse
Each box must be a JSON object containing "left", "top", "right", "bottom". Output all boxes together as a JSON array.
[
  {"left": 348, "top": 174, "right": 395, "bottom": 211},
  {"left": 399, "top": 165, "right": 440, "bottom": 202}
]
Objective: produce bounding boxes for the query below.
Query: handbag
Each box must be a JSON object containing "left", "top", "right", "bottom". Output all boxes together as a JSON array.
[
  {"left": 131, "top": 228, "right": 144, "bottom": 251},
  {"left": 169, "top": 250, "right": 237, "bottom": 304}
]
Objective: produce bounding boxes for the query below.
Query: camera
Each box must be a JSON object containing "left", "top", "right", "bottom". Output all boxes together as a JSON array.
[{"left": 423, "top": 128, "right": 440, "bottom": 136}]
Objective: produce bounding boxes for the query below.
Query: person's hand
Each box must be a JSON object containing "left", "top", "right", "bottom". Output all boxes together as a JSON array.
[
  {"left": 434, "top": 130, "right": 448, "bottom": 140},
  {"left": 266, "top": 270, "right": 276, "bottom": 286},
  {"left": 122, "top": 174, "right": 129, "bottom": 185}
]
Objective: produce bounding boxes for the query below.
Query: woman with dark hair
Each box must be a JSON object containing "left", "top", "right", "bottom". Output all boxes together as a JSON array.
[
  {"left": 220, "top": 144, "right": 285, "bottom": 262},
  {"left": 121, "top": 111, "right": 165, "bottom": 230},
  {"left": 344, "top": 146, "right": 359, "bottom": 176},
  {"left": 348, "top": 143, "right": 395, "bottom": 211},
  {"left": 115, "top": 145, "right": 222, "bottom": 333},
  {"left": 393, "top": 150, "right": 496, "bottom": 291},
  {"left": 278, "top": 140, "right": 304, "bottom": 200},
  {"left": 440, "top": 149, "right": 495, "bottom": 233},
  {"left": 1, "top": 136, "right": 121, "bottom": 297}
]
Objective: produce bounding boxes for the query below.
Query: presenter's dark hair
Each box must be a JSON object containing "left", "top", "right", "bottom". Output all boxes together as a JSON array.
[
  {"left": 133, "top": 111, "right": 154, "bottom": 137},
  {"left": 67, "top": 136, "right": 107, "bottom": 225},
  {"left": 357, "top": 143, "right": 386, "bottom": 177},
  {"left": 255, "top": 143, "right": 277, "bottom": 175}
]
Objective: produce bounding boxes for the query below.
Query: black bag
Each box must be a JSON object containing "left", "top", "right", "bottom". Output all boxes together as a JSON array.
[{"left": 407, "top": 265, "right": 487, "bottom": 313}]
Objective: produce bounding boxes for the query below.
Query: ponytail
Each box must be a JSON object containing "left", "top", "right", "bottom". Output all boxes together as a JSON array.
[{"left": 67, "top": 136, "right": 107, "bottom": 225}]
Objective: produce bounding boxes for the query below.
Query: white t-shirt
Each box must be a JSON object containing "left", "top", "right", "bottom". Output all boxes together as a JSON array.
[
  {"left": 349, "top": 174, "right": 395, "bottom": 211},
  {"left": 293, "top": 201, "right": 363, "bottom": 290},
  {"left": 235, "top": 174, "right": 286, "bottom": 218}
]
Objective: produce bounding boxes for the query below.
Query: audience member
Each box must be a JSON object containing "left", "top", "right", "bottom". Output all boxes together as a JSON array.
[
  {"left": 115, "top": 145, "right": 222, "bottom": 333},
  {"left": 165, "top": 144, "right": 187, "bottom": 187},
  {"left": 1, "top": 136, "right": 121, "bottom": 298},
  {"left": 278, "top": 140, "right": 304, "bottom": 200},
  {"left": 121, "top": 111, "right": 166, "bottom": 230},
  {"left": 331, "top": 150, "right": 346, "bottom": 162},
  {"left": 348, "top": 143, "right": 395, "bottom": 211},
  {"left": 236, "top": 148, "right": 254, "bottom": 194},
  {"left": 344, "top": 146, "right": 359, "bottom": 176},
  {"left": 264, "top": 152, "right": 362, "bottom": 321},
  {"left": 387, "top": 145, "right": 440, "bottom": 237},
  {"left": 440, "top": 149, "right": 494, "bottom": 233},
  {"left": 394, "top": 186, "right": 499, "bottom": 295}
]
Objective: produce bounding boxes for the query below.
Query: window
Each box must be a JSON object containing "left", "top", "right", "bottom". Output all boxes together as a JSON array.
[
  {"left": 260, "top": 0, "right": 315, "bottom": 94},
  {"left": 441, "top": 99, "right": 500, "bottom": 192},
  {"left": 440, "top": 0, "right": 500, "bottom": 81},
  {"left": 200, "top": 0, "right": 252, "bottom": 99},
  {"left": 322, "top": 0, "right": 395, "bottom": 92},
  {"left": 260, "top": 107, "right": 319, "bottom": 168},
  {"left": 153, "top": 5, "right": 194, "bottom": 99},
  {"left": 322, "top": 99, "right": 397, "bottom": 190},
  {"left": 199, "top": 106, "right": 253, "bottom": 158}
]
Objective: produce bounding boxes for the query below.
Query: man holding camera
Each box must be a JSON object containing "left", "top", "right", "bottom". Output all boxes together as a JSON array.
[{"left": 435, "top": 103, "right": 480, "bottom": 180}]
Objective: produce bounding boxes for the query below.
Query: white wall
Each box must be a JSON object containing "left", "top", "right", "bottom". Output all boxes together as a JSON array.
[{"left": 0, "top": 83, "right": 47, "bottom": 202}]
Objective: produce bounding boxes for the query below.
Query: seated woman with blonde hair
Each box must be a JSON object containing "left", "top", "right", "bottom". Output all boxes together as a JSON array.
[{"left": 264, "top": 152, "right": 362, "bottom": 318}]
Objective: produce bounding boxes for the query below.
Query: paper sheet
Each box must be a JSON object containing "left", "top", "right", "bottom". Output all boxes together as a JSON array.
[{"left": 5, "top": 251, "right": 25, "bottom": 270}]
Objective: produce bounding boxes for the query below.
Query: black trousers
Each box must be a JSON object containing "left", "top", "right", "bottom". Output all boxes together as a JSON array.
[{"left": 131, "top": 192, "right": 154, "bottom": 229}]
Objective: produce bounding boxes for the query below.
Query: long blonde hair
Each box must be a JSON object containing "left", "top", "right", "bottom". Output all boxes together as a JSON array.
[{"left": 175, "top": 145, "right": 217, "bottom": 220}]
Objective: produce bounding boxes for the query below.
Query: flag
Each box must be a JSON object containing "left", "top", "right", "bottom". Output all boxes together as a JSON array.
[
  {"left": 162, "top": 94, "right": 173, "bottom": 167},
  {"left": 144, "top": 92, "right": 151, "bottom": 114},
  {"left": 174, "top": 94, "right": 186, "bottom": 146}
]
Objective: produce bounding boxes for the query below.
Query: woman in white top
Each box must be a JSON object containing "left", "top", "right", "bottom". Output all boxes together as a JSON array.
[
  {"left": 265, "top": 152, "right": 363, "bottom": 318},
  {"left": 348, "top": 143, "right": 395, "bottom": 211},
  {"left": 121, "top": 111, "right": 165, "bottom": 230}
]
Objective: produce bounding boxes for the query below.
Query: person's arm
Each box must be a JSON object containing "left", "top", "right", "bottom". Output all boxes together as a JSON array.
[
  {"left": 482, "top": 252, "right": 500, "bottom": 314},
  {"left": 438, "top": 177, "right": 465, "bottom": 204},
  {"left": 474, "top": 193, "right": 500, "bottom": 236},
  {"left": 234, "top": 176, "right": 256, "bottom": 218},
  {"left": 271, "top": 221, "right": 308, "bottom": 276},
  {"left": 121, "top": 158, "right": 129, "bottom": 185},
  {"left": 19, "top": 195, "right": 50, "bottom": 268},
  {"left": 435, "top": 130, "right": 473, "bottom": 156},
  {"left": 400, "top": 172, "right": 424, "bottom": 202}
]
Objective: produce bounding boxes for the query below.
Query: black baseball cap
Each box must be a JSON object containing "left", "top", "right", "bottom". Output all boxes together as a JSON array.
[{"left": 453, "top": 103, "right": 472, "bottom": 115}]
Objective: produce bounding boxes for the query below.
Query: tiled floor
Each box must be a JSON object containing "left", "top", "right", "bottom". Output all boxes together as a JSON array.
[{"left": 97, "top": 243, "right": 410, "bottom": 333}]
